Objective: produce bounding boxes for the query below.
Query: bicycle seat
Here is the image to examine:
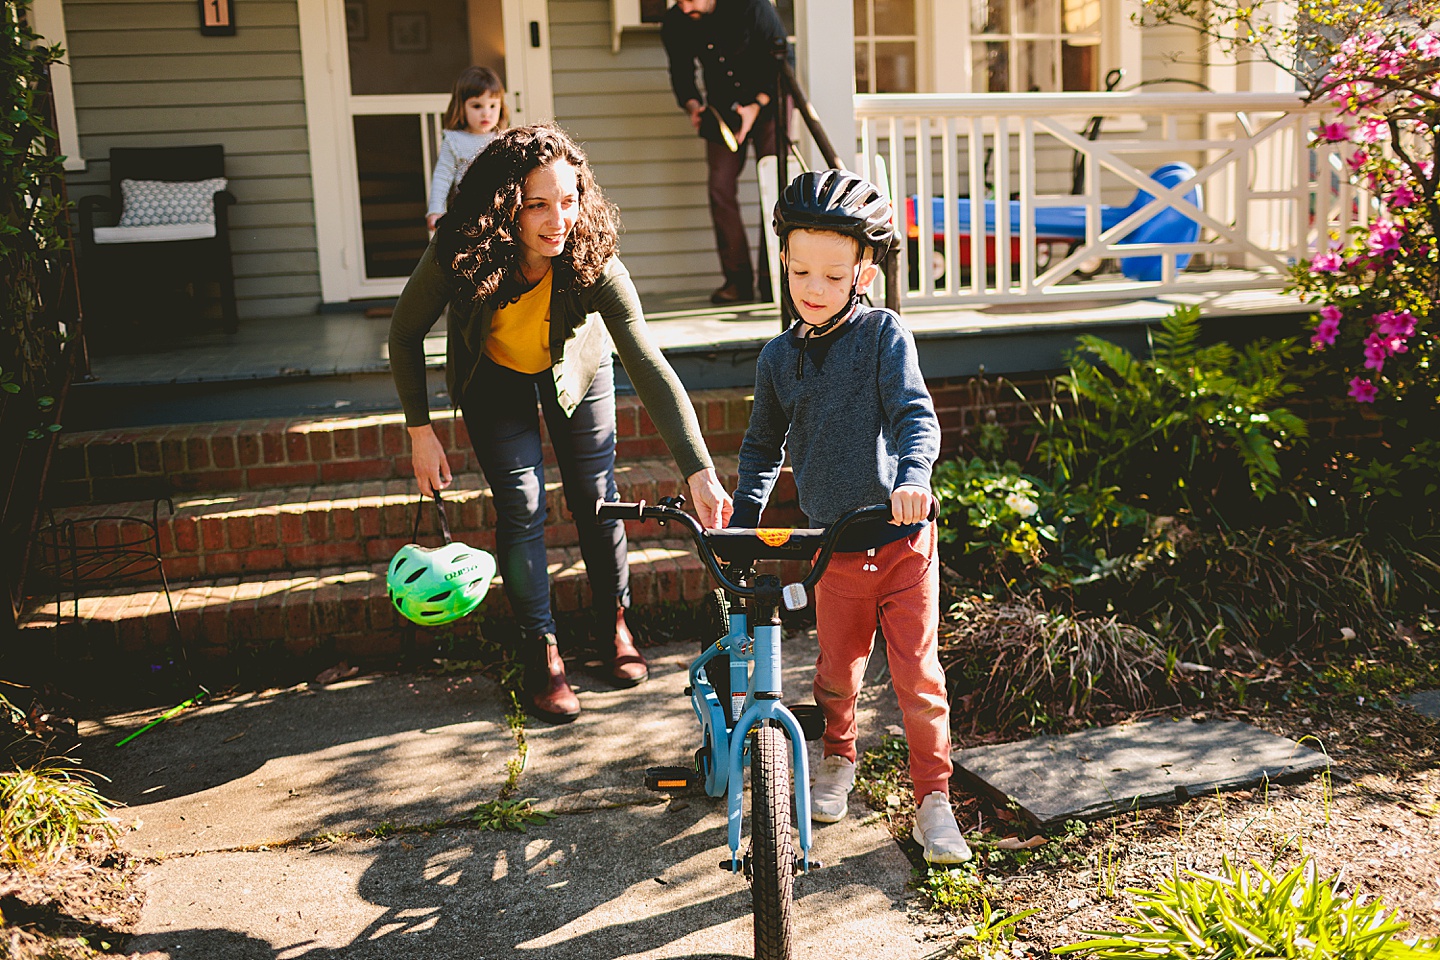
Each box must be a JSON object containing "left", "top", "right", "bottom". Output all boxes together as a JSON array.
[{"left": 703, "top": 526, "right": 828, "bottom": 564}]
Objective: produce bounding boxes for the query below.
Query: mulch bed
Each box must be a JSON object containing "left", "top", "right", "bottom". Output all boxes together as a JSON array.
[{"left": 898, "top": 690, "right": 1440, "bottom": 955}]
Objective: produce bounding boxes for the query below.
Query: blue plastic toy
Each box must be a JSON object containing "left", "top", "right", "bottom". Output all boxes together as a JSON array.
[{"left": 909, "top": 162, "right": 1202, "bottom": 281}]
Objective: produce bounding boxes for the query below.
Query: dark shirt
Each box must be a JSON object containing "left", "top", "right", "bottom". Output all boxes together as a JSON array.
[
  {"left": 731, "top": 307, "right": 941, "bottom": 552},
  {"left": 661, "top": 0, "right": 786, "bottom": 144}
]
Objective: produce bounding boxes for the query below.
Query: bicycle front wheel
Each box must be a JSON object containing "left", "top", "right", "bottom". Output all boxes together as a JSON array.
[{"left": 750, "top": 723, "right": 795, "bottom": 960}]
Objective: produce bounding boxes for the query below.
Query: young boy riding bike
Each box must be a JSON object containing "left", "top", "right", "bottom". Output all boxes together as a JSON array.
[{"left": 730, "top": 170, "right": 971, "bottom": 864}]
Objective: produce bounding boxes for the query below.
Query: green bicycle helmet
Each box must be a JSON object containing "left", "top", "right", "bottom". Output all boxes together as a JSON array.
[{"left": 387, "top": 494, "right": 496, "bottom": 626}]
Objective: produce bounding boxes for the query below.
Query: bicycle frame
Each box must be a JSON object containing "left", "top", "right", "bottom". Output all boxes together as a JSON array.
[
  {"left": 690, "top": 606, "right": 816, "bottom": 872},
  {"left": 596, "top": 498, "right": 911, "bottom": 877}
]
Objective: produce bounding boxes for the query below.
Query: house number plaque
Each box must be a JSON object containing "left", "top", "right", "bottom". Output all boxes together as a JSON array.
[{"left": 199, "top": 0, "right": 236, "bottom": 36}]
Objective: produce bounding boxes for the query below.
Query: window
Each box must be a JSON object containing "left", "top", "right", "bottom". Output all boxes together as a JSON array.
[
  {"left": 970, "top": 0, "right": 1102, "bottom": 92},
  {"left": 854, "top": 0, "right": 920, "bottom": 93}
]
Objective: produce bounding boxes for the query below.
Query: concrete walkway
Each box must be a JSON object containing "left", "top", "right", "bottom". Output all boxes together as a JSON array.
[{"left": 79, "top": 635, "right": 935, "bottom": 959}]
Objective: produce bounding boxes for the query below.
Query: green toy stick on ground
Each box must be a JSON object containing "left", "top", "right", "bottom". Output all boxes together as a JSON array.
[{"left": 115, "top": 686, "right": 210, "bottom": 747}]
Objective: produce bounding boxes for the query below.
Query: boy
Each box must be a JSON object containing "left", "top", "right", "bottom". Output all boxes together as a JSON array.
[{"left": 730, "top": 170, "right": 971, "bottom": 864}]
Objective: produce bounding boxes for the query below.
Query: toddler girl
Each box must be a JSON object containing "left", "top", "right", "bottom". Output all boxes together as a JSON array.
[{"left": 427, "top": 66, "right": 508, "bottom": 230}]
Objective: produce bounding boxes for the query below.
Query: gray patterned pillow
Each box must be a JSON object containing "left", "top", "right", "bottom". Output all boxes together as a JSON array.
[{"left": 117, "top": 177, "right": 228, "bottom": 227}]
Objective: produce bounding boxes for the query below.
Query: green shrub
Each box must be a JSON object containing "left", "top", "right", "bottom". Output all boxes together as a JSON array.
[
  {"left": 1035, "top": 306, "right": 1307, "bottom": 523},
  {"left": 1055, "top": 857, "right": 1440, "bottom": 958},
  {"left": 0, "top": 760, "right": 118, "bottom": 867}
]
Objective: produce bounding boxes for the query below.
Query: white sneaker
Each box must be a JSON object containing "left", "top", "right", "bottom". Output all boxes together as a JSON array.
[
  {"left": 912, "top": 791, "right": 972, "bottom": 864},
  {"left": 810, "top": 755, "right": 856, "bottom": 823}
]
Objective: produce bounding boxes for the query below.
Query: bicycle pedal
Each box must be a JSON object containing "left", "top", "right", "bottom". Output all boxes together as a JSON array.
[{"left": 644, "top": 766, "right": 696, "bottom": 792}]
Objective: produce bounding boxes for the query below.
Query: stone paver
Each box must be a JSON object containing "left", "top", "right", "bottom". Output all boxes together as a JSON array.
[
  {"left": 1402, "top": 689, "right": 1440, "bottom": 720},
  {"left": 952, "top": 717, "right": 1331, "bottom": 828}
]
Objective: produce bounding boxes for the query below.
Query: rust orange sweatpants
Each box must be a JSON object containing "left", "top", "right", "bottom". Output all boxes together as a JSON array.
[{"left": 813, "top": 521, "right": 952, "bottom": 799}]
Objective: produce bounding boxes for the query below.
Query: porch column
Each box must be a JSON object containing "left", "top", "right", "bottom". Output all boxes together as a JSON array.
[{"left": 794, "top": 0, "right": 857, "bottom": 172}]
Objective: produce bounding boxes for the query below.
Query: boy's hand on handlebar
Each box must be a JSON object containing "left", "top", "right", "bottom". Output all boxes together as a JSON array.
[
  {"left": 407, "top": 424, "right": 453, "bottom": 496},
  {"left": 686, "top": 467, "right": 733, "bottom": 530},
  {"left": 890, "top": 486, "right": 933, "bottom": 525}
]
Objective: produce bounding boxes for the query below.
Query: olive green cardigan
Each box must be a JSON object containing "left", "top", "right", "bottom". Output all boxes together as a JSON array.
[{"left": 388, "top": 242, "right": 712, "bottom": 480}]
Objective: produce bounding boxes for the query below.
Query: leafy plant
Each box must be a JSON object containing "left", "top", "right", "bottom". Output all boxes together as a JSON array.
[
  {"left": 470, "top": 797, "right": 555, "bottom": 833},
  {"left": 941, "top": 595, "right": 1180, "bottom": 733},
  {"left": 917, "top": 861, "right": 989, "bottom": 913},
  {"left": 854, "top": 734, "right": 912, "bottom": 813},
  {"left": 1055, "top": 857, "right": 1440, "bottom": 958},
  {"left": 2, "top": 1, "right": 71, "bottom": 435},
  {"left": 0, "top": 760, "right": 118, "bottom": 866},
  {"left": 1034, "top": 306, "right": 1307, "bottom": 522}
]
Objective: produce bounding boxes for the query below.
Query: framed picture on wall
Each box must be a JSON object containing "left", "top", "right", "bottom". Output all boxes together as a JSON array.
[
  {"left": 389, "top": 12, "right": 430, "bottom": 54},
  {"left": 345, "top": 1, "right": 367, "bottom": 41}
]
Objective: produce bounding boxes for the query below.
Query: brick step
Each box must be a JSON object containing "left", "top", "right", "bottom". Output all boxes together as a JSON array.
[
  {"left": 49, "top": 388, "right": 757, "bottom": 505},
  {"left": 19, "top": 541, "right": 811, "bottom": 667},
  {"left": 36, "top": 456, "right": 803, "bottom": 584}
]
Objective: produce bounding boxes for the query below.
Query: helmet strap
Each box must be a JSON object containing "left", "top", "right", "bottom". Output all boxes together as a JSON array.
[
  {"left": 412, "top": 491, "right": 454, "bottom": 545},
  {"left": 792, "top": 270, "right": 862, "bottom": 380}
]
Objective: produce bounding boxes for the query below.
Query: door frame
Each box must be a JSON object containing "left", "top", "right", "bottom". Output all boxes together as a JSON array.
[{"left": 299, "top": 0, "right": 555, "bottom": 303}]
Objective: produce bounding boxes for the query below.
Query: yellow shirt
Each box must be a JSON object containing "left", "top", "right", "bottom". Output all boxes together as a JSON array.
[{"left": 483, "top": 269, "right": 552, "bottom": 374}]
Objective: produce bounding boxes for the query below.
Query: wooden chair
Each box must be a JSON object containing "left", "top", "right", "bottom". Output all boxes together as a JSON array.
[{"left": 78, "top": 145, "right": 239, "bottom": 334}]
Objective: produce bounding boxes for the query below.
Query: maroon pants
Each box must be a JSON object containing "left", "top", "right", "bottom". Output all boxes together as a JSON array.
[
  {"left": 813, "top": 522, "right": 952, "bottom": 799},
  {"left": 706, "top": 117, "right": 776, "bottom": 291}
]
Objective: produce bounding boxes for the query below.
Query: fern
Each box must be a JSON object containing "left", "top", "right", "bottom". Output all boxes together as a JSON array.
[{"left": 1034, "top": 306, "right": 1305, "bottom": 523}]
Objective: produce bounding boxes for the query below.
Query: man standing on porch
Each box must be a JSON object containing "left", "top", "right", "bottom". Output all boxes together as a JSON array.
[{"left": 662, "top": 0, "right": 785, "bottom": 305}]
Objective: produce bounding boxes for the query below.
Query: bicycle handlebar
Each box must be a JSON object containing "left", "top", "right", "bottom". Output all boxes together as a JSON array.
[{"left": 595, "top": 499, "right": 937, "bottom": 601}]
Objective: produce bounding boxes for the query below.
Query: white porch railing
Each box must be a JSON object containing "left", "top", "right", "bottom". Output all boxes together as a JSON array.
[{"left": 853, "top": 92, "right": 1368, "bottom": 307}]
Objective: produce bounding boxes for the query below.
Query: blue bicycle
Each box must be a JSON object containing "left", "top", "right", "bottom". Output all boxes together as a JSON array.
[{"left": 596, "top": 496, "right": 899, "bottom": 960}]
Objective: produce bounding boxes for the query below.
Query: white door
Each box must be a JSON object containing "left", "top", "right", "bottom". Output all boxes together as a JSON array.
[{"left": 300, "top": 0, "right": 555, "bottom": 302}]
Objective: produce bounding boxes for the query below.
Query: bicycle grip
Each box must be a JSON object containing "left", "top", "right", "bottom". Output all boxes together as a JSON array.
[{"left": 596, "top": 498, "right": 644, "bottom": 521}]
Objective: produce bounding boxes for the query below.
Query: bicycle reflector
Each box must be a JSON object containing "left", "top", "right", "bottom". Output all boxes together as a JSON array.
[{"left": 387, "top": 493, "right": 496, "bottom": 626}]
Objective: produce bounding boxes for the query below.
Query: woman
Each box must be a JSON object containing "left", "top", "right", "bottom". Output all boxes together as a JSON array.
[{"left": 389, "top": 122, "right": 732, "bottom": 723}]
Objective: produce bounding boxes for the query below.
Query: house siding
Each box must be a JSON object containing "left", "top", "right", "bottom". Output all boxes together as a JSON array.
[
  {"left": 549, "top": 0, "right": 759, "bottom": 295},
  {"left": 62, "top": 0, "right": 320, "bottom": 319}
]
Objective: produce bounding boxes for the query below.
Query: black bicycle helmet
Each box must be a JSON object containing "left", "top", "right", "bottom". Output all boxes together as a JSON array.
[{"left": 773, "top": 170, "right": 895, "bottom": 259}]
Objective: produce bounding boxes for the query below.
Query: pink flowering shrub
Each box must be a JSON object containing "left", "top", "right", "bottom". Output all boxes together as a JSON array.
[
  {"left": 1294, "top": 20, "right": 1439, "bottom": 409},
  {"left": 1141, "top": 0, "right": 1438, "bottom": 411}
]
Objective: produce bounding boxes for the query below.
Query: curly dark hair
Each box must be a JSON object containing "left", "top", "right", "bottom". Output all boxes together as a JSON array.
[{"left": 435, "top": 122, "right": 619, "bottom": 304}]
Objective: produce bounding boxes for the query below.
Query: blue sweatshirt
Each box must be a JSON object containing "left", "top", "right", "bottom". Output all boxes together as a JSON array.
[{"left": 732, "top": 306, "right": 941, "bottom": 551}]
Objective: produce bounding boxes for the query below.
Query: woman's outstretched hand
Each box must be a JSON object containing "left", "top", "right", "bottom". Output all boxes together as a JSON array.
[
  {"left": 686, "top": 466, "right": 733, "bottom": 530},
  {"left": 408, "top": 424, "right": 453, "bottom": 496}
]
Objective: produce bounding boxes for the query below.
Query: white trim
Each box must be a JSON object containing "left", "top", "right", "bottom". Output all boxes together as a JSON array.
[
  {"left": 797, "top": 0, "right": 857, "bottom": 170},
  {"left": 300, "top": 0, "right": 555, "bottom": 303},
  {"left": 31, "top": 0, "right": 83, "bottom": 172},
  {"left": 298, "top": 2, "right": 359, "bottom": 303}
]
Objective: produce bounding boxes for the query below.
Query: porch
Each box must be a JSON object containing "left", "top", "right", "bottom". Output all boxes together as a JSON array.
[{"left": 68, "top": 276, "right": 1305, "bottom": 431}]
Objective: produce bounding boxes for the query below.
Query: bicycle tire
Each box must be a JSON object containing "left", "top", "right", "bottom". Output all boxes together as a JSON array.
[{"left": 750, "top": 723, "right": 795, "bottom": 960}]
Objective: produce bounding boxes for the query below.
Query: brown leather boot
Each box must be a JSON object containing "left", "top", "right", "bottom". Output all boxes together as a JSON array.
[
  {"left": 526, "top": 635, "right": 579, "bottom": 723},
  {"left": 608, "top": 605, "right": 648, "bottom": 687}
]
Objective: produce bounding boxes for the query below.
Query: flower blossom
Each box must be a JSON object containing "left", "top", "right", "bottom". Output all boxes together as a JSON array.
[
  {"left": 1363, "top": 333, "right": 1394, "bottom": 370},
  {"left": 1310, "top": 249, "right": 1344, "bottom": 273},
  {"left": 1348, "top": 377, "right": 1378, "bottom": 403},
  {"left": 1413, "top": 32, "right": 1440, "bottom": 58},
  {"left": 1389, "top": 181, "right": 1416, "bottom": 209},
  {"left": 1366, "top": 220, "right": 1402, "bottom": 256},
  {"left": 1357, "top": 117, "right": 1389, "bottom": 143},
  {"left": 1004, "top": 492, "right": 1039, "bottom": 517},
  {"left": 1374, "top": 309, "right": 1417, "bottom": 338},
  {"left": 1312, "top": 311, "right": 1341, "bottom": 348},
  {"left": 1316, "top": 120, "right": 1351, "bottom": 142},
  {"left": 1346, "top": 149, "right": 1368, "bottom": 173}
]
